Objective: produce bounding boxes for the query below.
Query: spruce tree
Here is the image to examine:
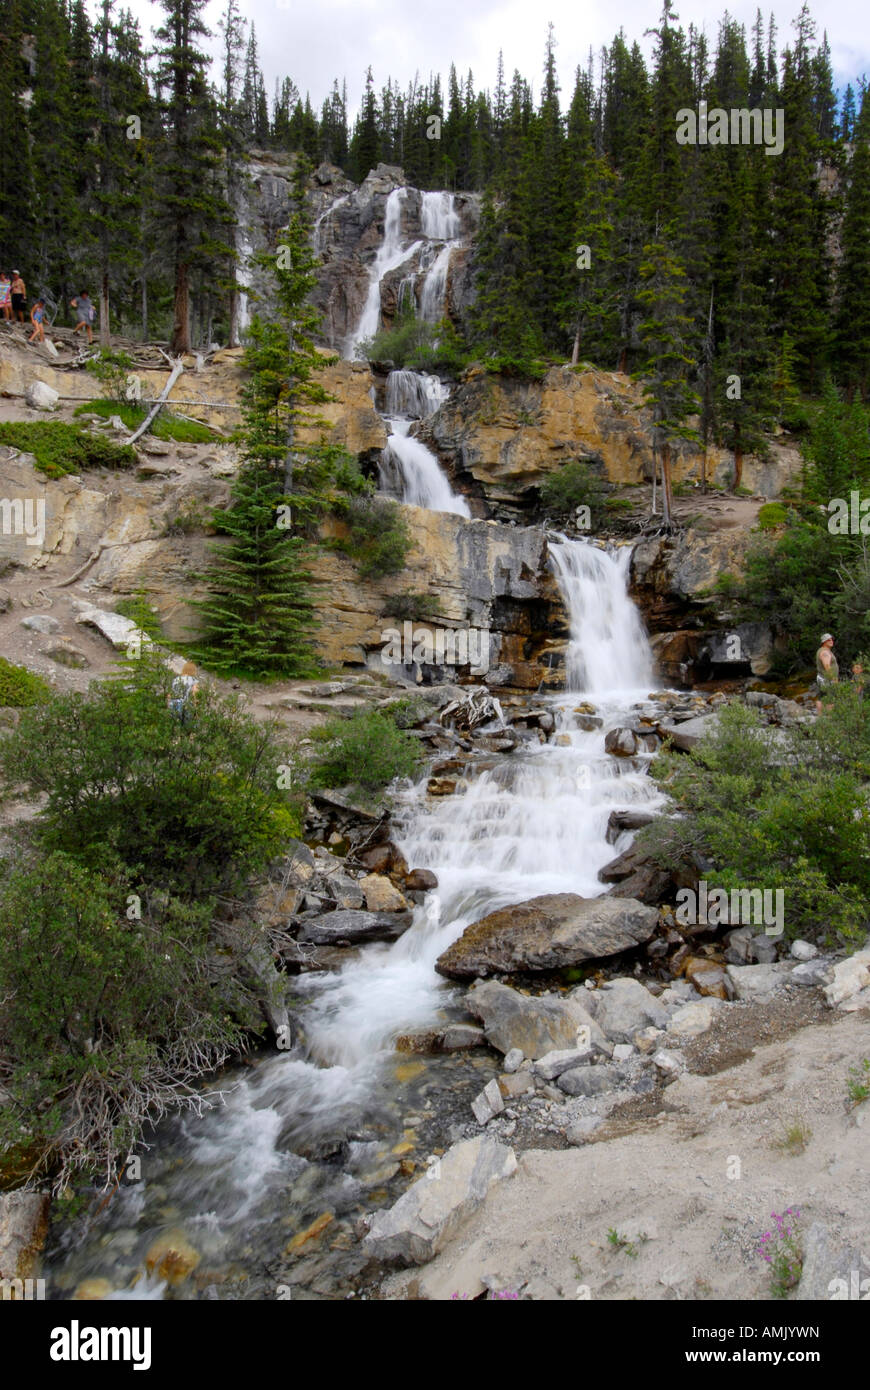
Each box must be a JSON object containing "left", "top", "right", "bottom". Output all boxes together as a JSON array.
[{"left": 834, "top": 87, "right": 870, "bottom": 400}]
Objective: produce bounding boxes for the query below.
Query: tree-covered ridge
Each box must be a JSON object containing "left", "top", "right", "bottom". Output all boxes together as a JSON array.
[{"left": 0, "top": 1, "right": 868, "bottom": 396}]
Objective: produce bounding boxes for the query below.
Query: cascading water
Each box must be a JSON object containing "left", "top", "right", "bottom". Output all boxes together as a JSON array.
[
  {"left": 344, "top": 188, "right": 422, "bottom": 359},
  {"left": 379, "top": 419, "right": 471, "bottom": 516},
  {"left": 421, "top": 191, "right": 460, "bottom": 240},
  {"left": 46, "top": 535, "right": 664, "bottom": 1300},
  {"left": 384, "top": 369, "right": 448, "bottom": 419}
]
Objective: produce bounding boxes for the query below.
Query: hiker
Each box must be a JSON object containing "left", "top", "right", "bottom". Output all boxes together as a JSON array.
[
  {"left": 28, "top": 298, "right": 46, "bottom": 344},
  {"left": 70, "top": 290, "right": 95, "bottom": 343},
  {"left": 815, "top": 632, "right": 839, "bottom": 714},
  {"left": 852, "top": 657, "right": 866, "bottom": 698},
  {"left": 0, "top": 272, "right": 11, "bottom": 321},
  {"left": 10, "top": 270, "right": 26, "bottom": 323},
  {"left": 168, "top": 661, "right": 200, "bottom": 726}
]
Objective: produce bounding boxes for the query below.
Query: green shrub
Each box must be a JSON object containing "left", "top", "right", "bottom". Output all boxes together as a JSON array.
[
  {"left": 0, "top": 422, "right": 136, "bottom": 477},
  {"left": 0, "top": 849, "right": 260, "bottom": 1190},
  {"left": 539, "top": 459, "right": 610, "bottom": 523},
  {"left": 641, "top": 699, "right": 870, "bottom": 945},
  {"left": 383, "top": 591, "right": 442, "bottom": 623},
  {"left": 0, "top": 656, "right": 52, "bottom": 707},
  {"left": 0, "top": 651, "right": 302, "bottom": 898},
  {"left": 757, "top": 502, "right": 789, "bottom": 529},
  {"left": 335, "top": 494, "right": 411, "bottom": 579},
  {"left": 114, "top": 593, "right": 163, "bottom": 641},
  {"left": 85, "top": 347, "right": 135, "bottom": 402},
  {"left": 307, "top": 709, "right": 422, "bottom": 794}
]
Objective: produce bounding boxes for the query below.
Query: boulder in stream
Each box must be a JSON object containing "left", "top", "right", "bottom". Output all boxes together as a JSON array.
[
  {"left": 298, "top": 909, "right": 413, "bottom": 944},
  {"left": 434, "top": 892, "right": 659, "bottom": 979},
  {"left": 462, "top": 979, "right": 609, "bottom": 1059},
  {"left": 362, "top": 1135, "right": 517, "bottom": 1265}
]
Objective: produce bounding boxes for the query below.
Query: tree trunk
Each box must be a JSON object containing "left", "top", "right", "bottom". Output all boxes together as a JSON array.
[
  {"left": 661, "top": 440, "right": 674, "bottom": 525},
  {"left": 171, "top": 262, "right": 190, "bottom": 355},
  {"left": 141, "top": 276, "right": 148, "bottom": 344},
  {"left": 651, "top": 437, "right": 658, "bottom": 515},
  {"left": 228, "top": 284, "right": 240, "bottom": 349},
  {"left": 571, "top": 325, "right": 580, "bottom": 367},
  {"left": 99, "top": 270, "right": 110, "bottom": 348}
]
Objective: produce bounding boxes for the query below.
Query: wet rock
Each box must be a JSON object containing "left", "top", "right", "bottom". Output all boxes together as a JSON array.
[
  {"left": 396, "top": 1030, "right": 443, "bottom": 1054},
  {"left": 0, "top": 1191, "right": 50, "bottom": 1280},
  {"left": 682, "top": 956, "right": 728, "bottom": 999},
  {"left": 73, "top": 1278, "right": 114, "bottom": 1299},
  {"left": 823, "top": 949, "right": 870, "bottom": 1008},
  {"left": 428, "top": 776, "right": 457, "bottom": 796},
  {"left": 405, "top": 868, "right": 438, "bottom": 891},
  {"left": 145, "top": 1229, "right": 201, "bottom": 1285},
  {"left": 471, "top": 1079, "right": 505, "bottom": 1124},
  {"left": 464, "top": 979, "right": 603, "bottom": 1060},
  {"left": 435, "top": 892, "right": 658, "bottom": 979},
  {"left": 360, "top": 872, "right": 408, "bottom": 913},
  {"left": 591, "top": 977, "right": 670, "bottom": 1044},
  {"left": 604, "top": 727, "right": 639, "bottom": 757},
  {"left": 557, "top": 1064, "right": 618, "bottom": 1097},
  {"left": 298, "top": 909, "right": 412, "bottom": 945},
  {"left": 606, "top": 808, "right": 656, "bottom": 844},
  {"left": 442, "top": 1023, "right": 486, "bottom": 1051},
  {"left": 362, "top": 1136, "right": 517, "bottom": 1266}
]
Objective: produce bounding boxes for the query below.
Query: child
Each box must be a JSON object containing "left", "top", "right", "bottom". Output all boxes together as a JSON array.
[
  {"left": 70, "top": 290, "right": 95, "bottom": 343},
  {"left": 28, "top": 298, "right": 46, "bottom": 344},
  {"left": 168, "top": 661, "right": 200, "bottom": 726},
  {"left": 0, "top": 272, "right": 11, "bottom": 321}
]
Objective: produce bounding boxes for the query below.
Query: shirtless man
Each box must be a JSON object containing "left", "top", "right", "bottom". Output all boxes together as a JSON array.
[
  {"left": 815, "top": 632, "right": 838, "bottom": 714},
  {"left": 10, "top": 271, "right": 26, "bottom": 323}
]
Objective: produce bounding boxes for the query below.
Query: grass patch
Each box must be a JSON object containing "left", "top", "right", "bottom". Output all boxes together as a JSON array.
[
  {"left": 75, "top": 400, "right": 217, "bottom": 443},
  {"left": 847, "top": 1058, "right": 870, "bottom": 1107},
  {"left": 773, "top": 1119, "right": 812, "bottom": 1155},
  {"left": 0, "top": 421, "right": 137, "bottom": 477},
  {"left": 0, "top": 656, "right": 52, "bottom": 707}
]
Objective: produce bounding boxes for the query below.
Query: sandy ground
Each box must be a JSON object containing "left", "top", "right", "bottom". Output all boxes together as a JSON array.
[{"left": 383, "top": 1004, "right": 870, "bottom": 1301}]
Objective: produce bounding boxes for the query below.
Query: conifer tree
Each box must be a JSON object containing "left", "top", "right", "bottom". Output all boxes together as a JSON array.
[{"left": 834, "top": 87, "right": 870, "bottom": 400}]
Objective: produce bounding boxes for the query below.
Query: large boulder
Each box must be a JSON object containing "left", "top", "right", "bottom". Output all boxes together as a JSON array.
[
  {"left": 362, "top": 1136, "right": 517, "bottom": 1265},
  {"left": 298, "top": 909, "right": 412, "bottom": 945},
  {"left": 25, "top": 379, "right": 59, "bottom": 411},
  {"left": 434, "top": 892, "right": 658, "bottom": 979},
  {"left": 823, "top": 949, "right": 870, "bottom": 1009},
  {"left": 464, "top": 979, "right": 606, "bottom": 1059}
]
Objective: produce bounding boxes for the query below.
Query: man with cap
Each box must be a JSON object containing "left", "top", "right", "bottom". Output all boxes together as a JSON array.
[{"left": 815, "top": 632, "right": 838, "bottom": 713}]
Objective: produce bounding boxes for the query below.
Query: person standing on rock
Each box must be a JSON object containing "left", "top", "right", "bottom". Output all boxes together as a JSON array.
[
  {"left": 28, "top": 298, "right": 46, "bottom": 344},
  {"left": 815, "top": 632, "right": 838, "bottom": 714},
  {"left": 10, "top": 270, "right": 26, "bottom": 323},
  {"left": 0, "top": 271, "right": 11, "bottom": 321},
  {"left": 70, "top": 290, "right": 95, "bottom": 343}
]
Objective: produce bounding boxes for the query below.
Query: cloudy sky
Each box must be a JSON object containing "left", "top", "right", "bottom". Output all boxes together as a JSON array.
[{"left": 120, "top": 1, "right": 868, "bottom": 117}]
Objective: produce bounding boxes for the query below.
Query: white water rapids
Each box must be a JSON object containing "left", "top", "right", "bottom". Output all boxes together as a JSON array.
[{"left": 49, "top": 538, "right": 664, "bottom": 1298}]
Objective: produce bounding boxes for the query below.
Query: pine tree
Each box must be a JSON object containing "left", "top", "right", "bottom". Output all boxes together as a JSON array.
[
  {"left": 635, "top": 239, "right": 698, "bottom": 525},
  {"left": 218, "top": 0, "right": 247, "bottom": 347},
  {"left": 568, "top": 156, "right": 617, "bottom": 366},
  {"left": 834, "top": 87, "right": 870, "bottom": 400}
]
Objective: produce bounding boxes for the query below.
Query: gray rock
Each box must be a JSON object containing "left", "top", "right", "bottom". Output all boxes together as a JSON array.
[
  {"left": 823, "top": 949, "right": 870, "bottom": 1008},
  {"left": 565, "top": 1115, "right": 603, "bottom": 1145},
  {"left": 724, "top": 962, "right": 782, "bottom": 1000},
  {"left": 750, "top": 933, "right": 778, "bottom": 964},
  {"left": 557, "top": 1064, "right": 618, "bottom": 1097},
  {"left": 533, "top": 1046, "right": 594, "bottom": 1080},
  {"left": 661, "top": 713, "right": 718, "bottom": 751},
  {"left": 667, "top": 998, "right": 724, "bottom": 1037},
  {"left": 298, "top": 909, "right": 412, "bottom": 945},
  {"left": 653, "top": 1049, "right": 686, "bottom": 1081},
  {"left": 604, "top": 727, "right": 638, "bottom": 757},
  {"left": 72, "top": 601, "right": 151, "bottom": 652},
  {"left": 25, "top": 379, "right": 59, "bottom": 410},
  {"left": 724, "top": 927, "right": 754, "bottom": 965},
  {"left": 790, "top": 959, "right": 831, "bottom": 987},
  {"left": 471, "top": 1079, "right": 504, "bottom": 1125},
  {"left": 594, "top": 977, "right": 670, "bottom": 1043},
  {"left": 795, "top": 1222, "right": 866, "bottom": 1301},
  {"left": 435, "top": 892, "right": 658, "bottom": 979},
  {"left": 502, "top": 1048, "right": 524, "bottom": 1074},
  {"left": 791, "top": 939, "right": 819, "bottom": 961},
  {"left": 362, "top": 1136, "right": 517, "bottom": 1265},
  {"left": 20, "top": 614, "right": 59, "bottom": 634},
  {"left": 465, "top": 980, "right": 604, "bottom": 1060}
]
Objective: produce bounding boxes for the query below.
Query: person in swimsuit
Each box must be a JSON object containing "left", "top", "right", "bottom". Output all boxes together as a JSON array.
[
  {"left": 814, "top": 632, "right": 838, "bottom": 714},
  {"left": 0, "top": 272, "right": 11, "bottom": 321},
  {"left": 28, "top": 299, "right": 46, "bottom": 344}
]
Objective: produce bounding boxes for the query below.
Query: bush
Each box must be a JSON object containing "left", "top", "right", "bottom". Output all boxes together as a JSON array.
[
  {"left": 307, "top": 709, "right": 422, "bottom": 794},
  {"left": 0, "top": 849, "right": 260, "bottom": 1191},
  {"left": 114, "top": 593, "right": 163, "bottom": 641},
  {"left": 86, "top": 347, "right": 135, "bottom": 402},
  {"left": 0, "top": 422, "right": 136, "bottom": 477},
  {"left": 640, "top": 700, "right": 870, "bottom": 945},
  {"left": 75, "top": 400, "right": 216, "bottom": 443},
  {"left": 757, "top": 502, "right": 789, "bottom": 529},
  {"left": 539, "top": 459, "right": 610, "bottom": 523},
  {"left": 335, "top": 494, "right": 411, "bottom": 580},
  {"left": 0, "top": 656, "right": 51, "bottom": 707},
  {"left": 382, "top": 591, "right": 442, "bottom": 623},
  {"left": 0, "top": 652, "right": 302, "bottom": 898}
]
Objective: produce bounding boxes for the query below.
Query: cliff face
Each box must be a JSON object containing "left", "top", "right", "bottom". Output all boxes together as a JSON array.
[{"left": 418, "top": 364, "right": 804, "bottom": 518}]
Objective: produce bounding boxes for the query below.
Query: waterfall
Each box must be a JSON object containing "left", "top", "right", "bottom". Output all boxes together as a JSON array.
[
  {"left": 421, "top": 191, "right": 460, "bottom": 240},
  {"left": 380, "top": 420, "right": 471, "bottom": 516},
  {"left": 313, "top": 193, "right": 350, "bottom": 253},
  {"left": 344, "top": 188, "right": 422, "bottom": 359},
  {"left": 385, "top": 369, "right": 448, "bottom": 418},
  {"left": 420, "top": 242, "right": 458, "bottom": 323},
  {"left": 548, "top": 538, "right": 654, "bottom": 694},
  {"left": 45, "top": 530, "right": 664, "bottom": 1296}
]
